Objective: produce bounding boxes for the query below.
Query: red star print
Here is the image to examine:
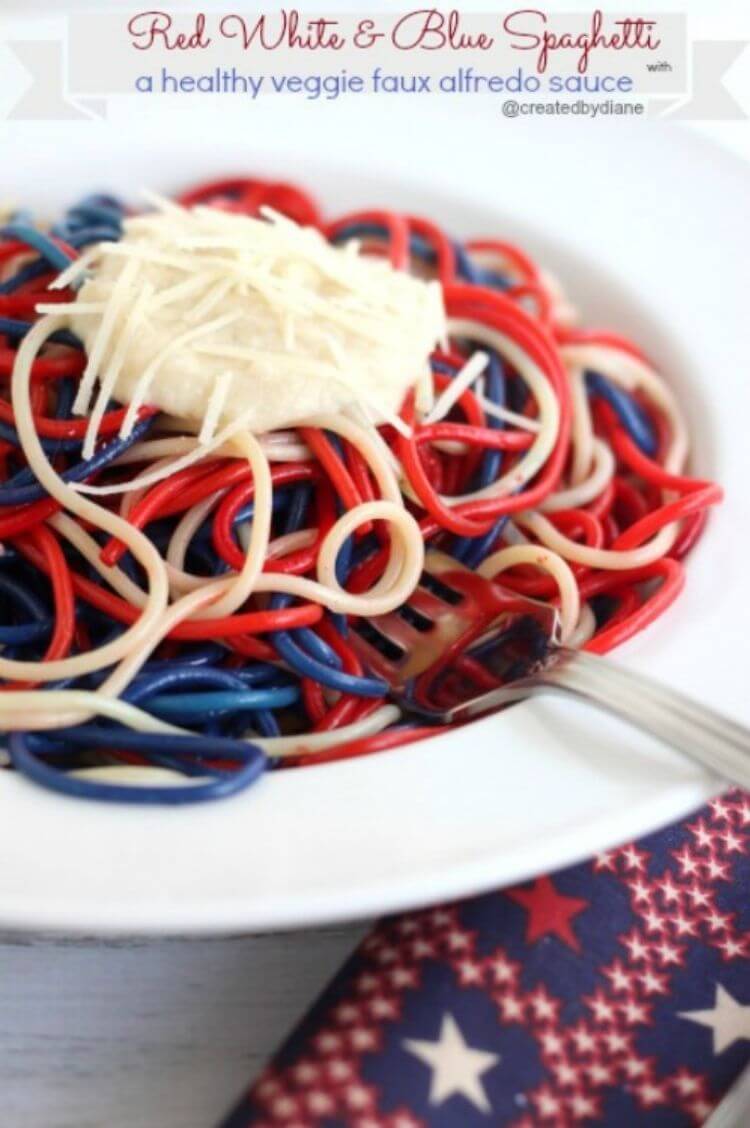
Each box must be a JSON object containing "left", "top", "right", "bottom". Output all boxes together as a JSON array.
[{"left": 506, "top": 877, "right": 589, "bottom": 952}]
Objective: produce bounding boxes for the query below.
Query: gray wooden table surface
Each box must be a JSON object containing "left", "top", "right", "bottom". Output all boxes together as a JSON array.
[{"left": 0, "top": 926, "right": 366, "bottom": 1128}]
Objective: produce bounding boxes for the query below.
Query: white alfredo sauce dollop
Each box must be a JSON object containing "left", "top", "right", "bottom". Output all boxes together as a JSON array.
[{"left": 61, "top": 202, "right": 446, "bottom": 456}]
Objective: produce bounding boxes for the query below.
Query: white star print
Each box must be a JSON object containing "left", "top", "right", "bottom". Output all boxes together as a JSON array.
[
  {"left": 606, "top": 962, "right": 633, "bottom": 991},
  {"left": 705, "top": 857, "right": 730, "bottom": 879},
  {"left": 345, "top": 1083, "right": 371, "bottom": 1110},
  {"left": 690, "top": 1099, "right": 714, "bottom": 1120},
  {"left": 671, "top": 913, "right": 697, "bottom": 937},
  {"left": 680, "top": 983, "right": 750, "bottom": 1053},
  {"left": 270, "top": 1095, "right": 296, "bottom": 1118},
  {"left": 350, "top": 1027, "right": 377, "bottom": 1051},
  {"left": 722, "top": 829, "right": 744, "bottom": 853},
  {"left": 529, "top": 990, "right": 556, "bottom": 1019},
  {"left": 392, "top": 1115, "right": 421, "bottom": 1128},
  {"left": 540, "top": 1029, "right": 564, "bottom": 1054},
  {"left": 673, "top": 1071, "right": 700, "bottom": 1095},
  {"left": 621, "top": 999, "right": 649, "bottom": 1023},
  {"left": 690, "top": 821, "right": 714, "bottom": 848},
  {"left": 622, "top": 932, "right": 650, "bottom": 961},
  {"left": 327, "top": 1058, "right": 352, "bottom": 1081},
  {"left": 370, "top": 996, "right": 398, "bottom": 1019},
  {"left": 336, "top": 1002, "right": 359, "bottom": 1023},
  {"left": 307, "top": 1090, "right": 334, "bottom": 1115},
  {"left": 256, "top": 1078, "right": 280, "bottom": 1099},
  {"left": 658, "top": 874, "right": 681, "bottom": 903},
  {"left": 719, "top": 936, "right": 746, "bottom": 958},
  {"left": 500, "top": 995, "right": 524, "bottom": 1020},
  {"left": 554, "top": 1061, "right": 579, "bottom": 1085},
  {"left": 570, "top": 1093, "right": 597, "bottom": 1117},
  {"left": 641, "top": 969, "right": 667, "bottom": 996},
  {"left": 588, "top": 997, "right": 615, "bottom": 1021},
  {"left": 316, "top": 1031, "right": 341, "bottom": 1052},
  {"left": 622, "top": 845, "right": 646, "bottom": 870},
  {"left": 446, "top": 929, "right": 471, "bottom": 950},
  {"left": 458, "top": 959, "right": 484, "bottom": 985},
  {"left": 588, "top": 1063, "right": 613, "bottom": 1084},
  {"left": 535, "top": 1089, "right": 561, "bottom": 1115},
  {"left": 403, "top": 1013, "right": 499, "bottom": 1113},
  {"left": 489, "top": 954, "right": 515, "bottom": 983},
  {"left": 623, "top": 1056, "right": 647, "bottom": 1078},
  {"left": 639, "top": 1082, "right": 666, "bottom": 1106},
  {"left": 709, "top": 797, "right": 731, "bottom": 821},
  {"left": 674, "top": 847, "right": 700, "bottom": 876},
  {"left": 571, "top": 1025, "right": 596, "bottom": 1052},
  {"left": 390, "top": 966, "right": 417, "bottom": 988},
  {"left": 429, "top": 909, "right": 453, "bottom": 927},
  {"left": 292, "top": 1062, "right": 318, "bottom": 1083},
  {"left": 655, "top": 940, "right": 681, "bottom": 965},
  {"left": 705, "top": 909, "right": 731, "bottom": 932},
  {"left": 630, "top": 878, "right": 652, "bottom": 904},
  {"left": 643, "top": 908, "right": 666, "bottom": 933}
]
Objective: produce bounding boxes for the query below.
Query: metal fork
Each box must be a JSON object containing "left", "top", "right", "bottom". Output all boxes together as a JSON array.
[{"left": 350, "top": 552, "right": 750, "bottom": 789}]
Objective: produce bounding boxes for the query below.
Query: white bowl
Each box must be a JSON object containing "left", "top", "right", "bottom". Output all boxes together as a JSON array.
[{"left": 0, "top": 112, "right": 747, "bottom": 934}]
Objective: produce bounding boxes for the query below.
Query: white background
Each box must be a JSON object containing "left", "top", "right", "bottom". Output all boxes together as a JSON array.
[{"left": 1, "top": 0, "right": 750, "bottom": 160}]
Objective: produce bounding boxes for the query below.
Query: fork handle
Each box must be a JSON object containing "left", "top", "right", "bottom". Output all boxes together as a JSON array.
[{"left": 523, "top": 648, "right": 750, "bottom": 790}]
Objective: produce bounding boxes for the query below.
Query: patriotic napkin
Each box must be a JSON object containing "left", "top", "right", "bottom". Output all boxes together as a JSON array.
[{"left": 221, "top": 792, "right": 750, "bottom": 1127}]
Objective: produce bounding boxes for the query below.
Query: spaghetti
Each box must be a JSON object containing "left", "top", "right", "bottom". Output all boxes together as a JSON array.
[{"left": 0, "top": 179, "right": 722, "bottom": 803}]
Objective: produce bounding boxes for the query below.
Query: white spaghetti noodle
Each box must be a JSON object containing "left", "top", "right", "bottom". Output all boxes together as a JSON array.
[{"left": 0, "top": 190, "right": 712, "bottom": 792}]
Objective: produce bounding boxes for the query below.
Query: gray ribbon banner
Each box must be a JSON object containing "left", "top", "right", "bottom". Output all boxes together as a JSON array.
[
  {"left": 6, "top": 41, "right": 106, "bottom": 121},
  {"left": 657, "top": 41, "right": 748, "bottom": 119},
  {"left": 2, "top": 17, "right": 747, "bottom": 122}
]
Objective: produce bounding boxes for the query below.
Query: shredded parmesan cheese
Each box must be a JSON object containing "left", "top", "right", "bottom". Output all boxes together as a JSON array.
[
  {"left": 64, "top": 200, "right": 446, "bottom": 451},
  {"left": 424, "top": 350, "right": 490, "bottom": 424}
]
